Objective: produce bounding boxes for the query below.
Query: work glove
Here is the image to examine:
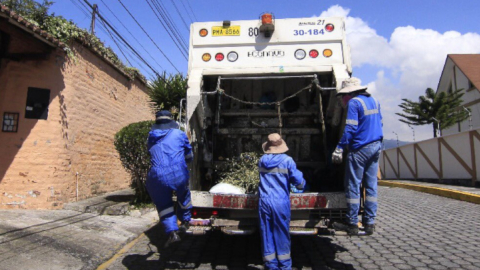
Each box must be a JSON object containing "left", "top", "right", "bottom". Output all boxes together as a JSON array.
[{"left": 332, "top": 147, "right": 343, "bottom": 164}]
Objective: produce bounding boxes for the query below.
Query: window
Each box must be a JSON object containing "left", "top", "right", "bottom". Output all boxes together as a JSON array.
[
  {"left": 25, "top": 87, "right": 50, "bottom": 119},
  {"left": 447, "top": 82, "right": 453, "bottom": 94},
  {"left": 468, "top": 80, "right": 474, "bottom": 90},
  {"left": 2, "top": 112, "right": 19, "bottom": 132},
  {"left": 0, "top": 30, "right": 9, "bottom": 58}
]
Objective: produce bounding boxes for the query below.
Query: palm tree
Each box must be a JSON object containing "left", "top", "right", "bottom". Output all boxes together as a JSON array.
[
  {"left": 396, "top": 88, "right": 468, "bottom": 137},
  {"left": 149, "top": 72, "right": 187, "bottom": 119}
]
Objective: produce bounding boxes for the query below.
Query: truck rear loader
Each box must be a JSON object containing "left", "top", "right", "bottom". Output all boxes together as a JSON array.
[{"left": 183, "top": 14, "right": 353, "bottom": 235}]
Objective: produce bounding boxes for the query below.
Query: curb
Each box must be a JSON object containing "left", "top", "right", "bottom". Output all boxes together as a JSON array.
[{"left": 378, "top": 180, "right": 480, "bottom": 204}]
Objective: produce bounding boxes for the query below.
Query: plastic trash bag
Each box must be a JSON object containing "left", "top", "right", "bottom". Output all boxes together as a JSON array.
[{"left": 209, "top": 183, "right": 245, "bottom": 194}]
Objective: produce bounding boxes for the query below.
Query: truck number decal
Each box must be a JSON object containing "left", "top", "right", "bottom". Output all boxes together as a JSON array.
[
  {"left": 293, "top": 29, "right": 325, "bottom": 36},
  {"left": 317, "top": 20, "right": 325, "bottom": 25},
  {"left": 248, "top": 27, "right": 259, "bottom": 37}
]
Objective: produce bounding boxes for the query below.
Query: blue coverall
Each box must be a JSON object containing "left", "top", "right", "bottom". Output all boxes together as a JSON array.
[
  {"left": 337, "top": 94, "right": 383, "bottom": 226},
  {"left": 146, "top": 128, "right": 193, "bottom": 233},
  {"left": 258, "top": 154, "right": 305, "bottom": 270}
]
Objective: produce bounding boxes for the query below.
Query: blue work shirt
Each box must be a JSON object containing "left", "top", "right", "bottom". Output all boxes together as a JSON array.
[
  {"left": 258, "top": 154, "right": 305, "bottom": 200},
  {"left": 147, "top": 129, "right": 193, "bottom": 171},
  {"left": 338, "top": 95, "right": 383, "bottom": 151}
]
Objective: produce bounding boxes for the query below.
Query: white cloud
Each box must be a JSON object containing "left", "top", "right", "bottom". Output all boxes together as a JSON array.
[{"left": 320, "top": 5, "right": 480, "bottom": 141}]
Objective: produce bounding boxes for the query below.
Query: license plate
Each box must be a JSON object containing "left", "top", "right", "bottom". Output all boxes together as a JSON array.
[{"left": 212, "top": 26, "right": 241, "bottom": 36}]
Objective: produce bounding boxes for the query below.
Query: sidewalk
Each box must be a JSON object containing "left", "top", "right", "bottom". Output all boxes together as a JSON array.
[
  {"left": 379, "top": 179, "right": 480, "bottom": 204},
  {"left": 0, "top": 189, "right": 158, "bottom": 270}
]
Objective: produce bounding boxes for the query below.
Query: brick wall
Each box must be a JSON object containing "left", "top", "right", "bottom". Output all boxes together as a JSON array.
[
  {"left": 0, "top": 29, "right": 153, "bottom": 209},
  {"left": 60, "top": 43, "right": 153, "bottom": 205}
]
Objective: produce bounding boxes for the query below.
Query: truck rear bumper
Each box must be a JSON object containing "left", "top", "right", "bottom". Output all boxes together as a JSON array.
[
  {"left": 191, "top": 191, "right": 347, "bottom": 209},
  {"left": 185, "top": 218, "right": 334, "bottom": 235}
]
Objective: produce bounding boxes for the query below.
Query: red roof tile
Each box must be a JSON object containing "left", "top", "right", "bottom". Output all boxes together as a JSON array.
[
  {"left": 449, "top": 54, "right": 480, "bottom": 91},
  {"left": 0, "top": 5, "right": 65, "bottom": 48}
]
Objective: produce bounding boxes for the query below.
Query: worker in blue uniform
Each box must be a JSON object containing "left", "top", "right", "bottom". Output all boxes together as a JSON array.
[
  {"left": 332, "top": 77, "right": 383, "bottom": 236},
  {"left": 258, "top": 133, "right": 306, "bottom": 269},
  {"left": 146, "top": 110, "right": 193, "bottom": 248}
]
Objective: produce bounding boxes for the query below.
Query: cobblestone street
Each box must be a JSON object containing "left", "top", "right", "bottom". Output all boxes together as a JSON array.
[{"left": 106, "top": 187, "right": 480, "bottom": 270}]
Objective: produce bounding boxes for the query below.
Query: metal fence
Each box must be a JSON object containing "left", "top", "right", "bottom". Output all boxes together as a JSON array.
[{"left": 380, "top": 129, "right": 480, "bottom": 186}]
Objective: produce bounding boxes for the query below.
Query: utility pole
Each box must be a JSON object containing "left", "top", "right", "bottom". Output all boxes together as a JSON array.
[{"left": 90, "top": 4, "right": 98, "bottom": 35}]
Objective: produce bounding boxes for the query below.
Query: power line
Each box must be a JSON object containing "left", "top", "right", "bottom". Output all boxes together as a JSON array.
[
  {"left": 99, "top": 0, "right": 164, "bottom": 71},
  {"left": 115, "top": 0, "right": 183, "bottom": 71},
  {"left": 82, "top": 0, "right": 163, "bottom": 76},
  {"left": 99, "top": 19, "right": 132, "bottom": 66},
  {"left": 169, "top": 0, "right": 190, "bottom": 32},
  {"left": 179, "top": 0, "right": 194, "bottom": 24},
  {"left": 185, "top": 0, "right": 198, "bottom": 21},
  {"left": 69, "top": 0, "right": 165, "bottom": 82},
  {"left": 145, "top": 0, "right": 188, "bottom": 58},
  {"left": 70, "top": 0, "right": 111, "bottom": 38},
  {"left": 81, "top": 0, "right": 174, "bottom": 80},
  {"left": 72, "top": 0, "right": 138, "bottom": 68},
  {"left": 148, "top": 0, "right": 188, "bottom": 55},
  {"left": 154, "top": 0, "right": 188, "bottom": 50}
]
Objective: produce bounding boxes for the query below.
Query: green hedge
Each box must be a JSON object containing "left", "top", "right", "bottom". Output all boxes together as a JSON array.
[{"left": 114, "top": 120, "right": 154, "bottom": 203}]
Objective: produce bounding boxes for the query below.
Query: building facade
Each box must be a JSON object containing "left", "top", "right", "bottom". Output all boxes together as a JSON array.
[
  {"left": 0, "top": 7, "right": 153, "bottom": 209},
  {"left": 437, "top": 54, "right": 480, "bottom": 136}
]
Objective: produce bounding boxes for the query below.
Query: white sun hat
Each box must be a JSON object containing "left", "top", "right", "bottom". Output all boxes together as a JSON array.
[{"left": 336, "top": 77, "right": 367, "bottom": 96}]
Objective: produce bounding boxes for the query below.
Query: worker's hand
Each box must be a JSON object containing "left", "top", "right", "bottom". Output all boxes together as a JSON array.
[{"left": 332, "top": 147, "right": 343, "bottom": 164}]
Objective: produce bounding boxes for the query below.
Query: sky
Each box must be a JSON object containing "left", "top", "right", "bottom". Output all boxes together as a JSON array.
[{"left": 48, "top": 0, "right": 480, "bottom": 142}]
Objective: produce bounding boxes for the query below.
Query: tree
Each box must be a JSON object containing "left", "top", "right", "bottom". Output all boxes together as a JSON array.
[
  {"left": 149, "top": 72, "right": 187, "bottom": 119},
  {"left": 396, "top": 88, "right": 469, "bottom": 137}
]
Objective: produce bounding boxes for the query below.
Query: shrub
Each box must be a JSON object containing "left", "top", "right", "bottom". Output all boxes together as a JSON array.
[
  {"left": 219, "top": 152, "right": 261, "bottom": 193},
  {"left": 114, "top": 120, "right": 154, "bottom": 204}
]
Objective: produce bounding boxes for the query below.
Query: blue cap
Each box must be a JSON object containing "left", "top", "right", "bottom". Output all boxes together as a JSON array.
[{"left": 152, "top": 110, "right": 178, "bottom": 130}]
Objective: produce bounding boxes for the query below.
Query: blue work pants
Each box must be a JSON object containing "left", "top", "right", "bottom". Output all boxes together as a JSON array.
[
  {"left": 259, "top": 198, "right": 292, "bottom": 270},
  {"left": 146, "top": 164, "right": 192, "bottom": 233},
  {"left": 344, "top": 140, "right": 382, "bottom": 225}
]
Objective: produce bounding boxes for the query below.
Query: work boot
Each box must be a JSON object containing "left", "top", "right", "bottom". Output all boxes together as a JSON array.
[
  {"left": 178, "top": 221, "right": 190, "bottom": 234},
  {"left": 364, "top": 224, "right": 375, "bottom": 235},
  {"left": 164, "top": 231, "right": 181, "bottom": 248},
  {"left": 333, "top": 222, "right": 358, "bottom": 235}
]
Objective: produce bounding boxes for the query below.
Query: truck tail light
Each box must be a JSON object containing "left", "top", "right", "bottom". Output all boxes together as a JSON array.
[
  {"left": 325, "top": 24, "right": 334, "bottom": 32},
  {"left": 227, "top": 51, "right": 238, "bottom": 62},
  {"left": 193, "top": 209, "right": 198, "bottom": 216},
  {"left": 309, "top": 49, "right": 319, "bottom": 58},
  {"left": 199, "top": 28, "right": 208, "bottom": 37},
  {"left": 215, "top": 53, "right": 224, "bottom": 61},
  {"left": 202, "top": 53, "right": 211, "bottom": 62},
  {"left": 323, "top": 49, "right": 332, "bottom": 58},
  {"left": 294, "top": 49, "right": 306, "bottom": 60},
  {"left": 212, "top": 210, "right": 218, "bottom": 216}
]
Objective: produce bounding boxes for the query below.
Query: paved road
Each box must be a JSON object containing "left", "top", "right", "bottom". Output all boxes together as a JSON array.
[{"left": 106, "top": 187, "right": 480, "bottom": 270}]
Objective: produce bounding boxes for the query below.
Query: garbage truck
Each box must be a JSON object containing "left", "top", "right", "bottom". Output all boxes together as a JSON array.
[{"left": 183, "top": 14, "right": 353, "bottom": 235}]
